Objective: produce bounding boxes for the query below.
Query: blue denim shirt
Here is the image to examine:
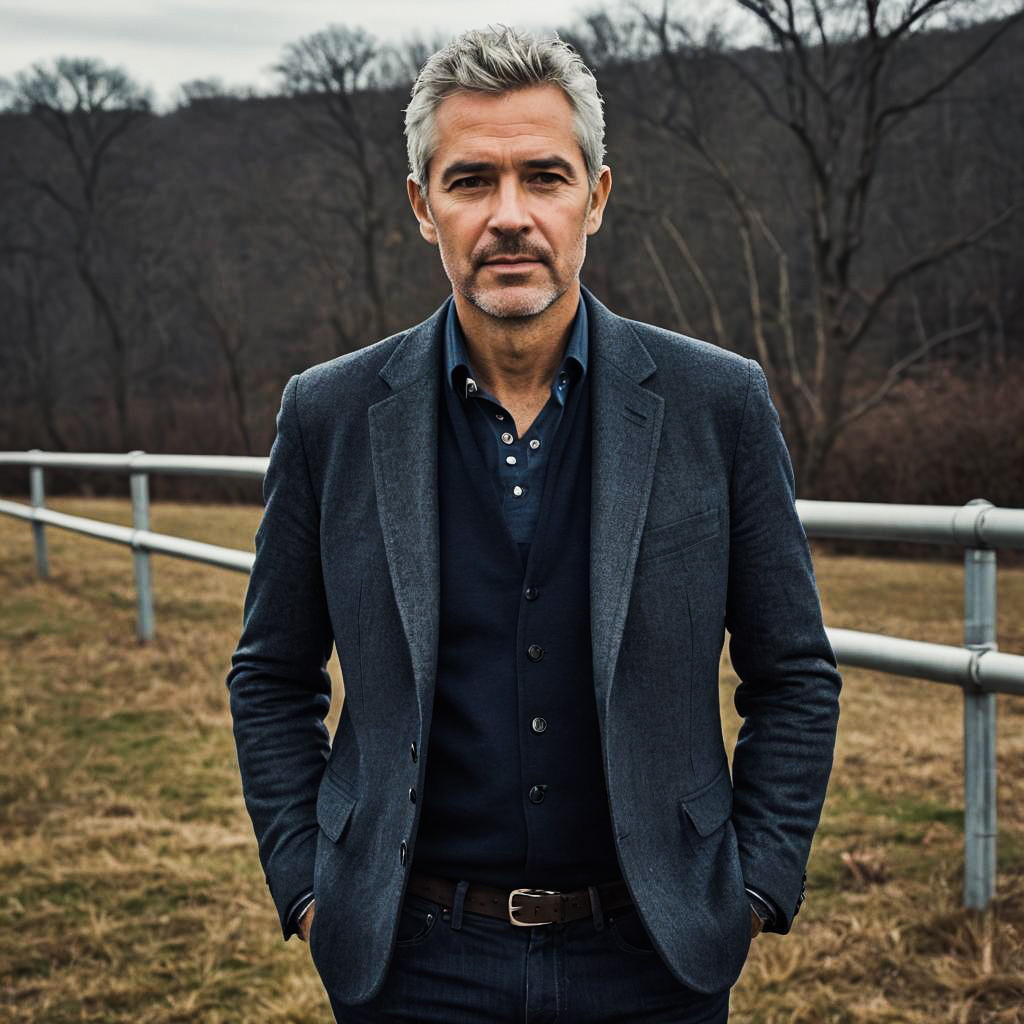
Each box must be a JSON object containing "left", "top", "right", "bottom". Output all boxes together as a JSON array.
[{"left": 445, "top": 296, "right": 588, "bottom": 547}]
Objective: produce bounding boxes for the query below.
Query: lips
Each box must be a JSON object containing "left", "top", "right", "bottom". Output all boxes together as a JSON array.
[
  {"left": 483, "top": 257, "right": 544, "bottom": 269},
  {"left": 479, "top": 248, "right": 548, "bottom": 267}
]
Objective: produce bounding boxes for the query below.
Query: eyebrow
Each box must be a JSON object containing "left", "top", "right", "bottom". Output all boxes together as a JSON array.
[{"left": 440, "top": 156, "right": 578, "bottom": 185}]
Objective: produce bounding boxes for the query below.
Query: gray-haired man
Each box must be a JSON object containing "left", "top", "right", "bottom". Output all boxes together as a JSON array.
[{"left": 228, "top": 25, "right": 841, "bottom": 1022}]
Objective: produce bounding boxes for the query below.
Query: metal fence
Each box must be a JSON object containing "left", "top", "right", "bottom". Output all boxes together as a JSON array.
[{"left": 2, "top": 449, "right": 1024, "bottom": 915}]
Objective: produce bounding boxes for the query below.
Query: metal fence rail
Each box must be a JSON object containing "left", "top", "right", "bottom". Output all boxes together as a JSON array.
[
  {"left": 2, "top": 449, "right": 1023, "bottom": 915},
  {"left": 798, "top": 498, "right": 1024, "bottom": 548},
  {"left": 0, "top": 499, "right": 254, "bottom": 572}
]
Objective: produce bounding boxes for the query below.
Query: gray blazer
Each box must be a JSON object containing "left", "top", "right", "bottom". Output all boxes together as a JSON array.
[{"left": 227, "top": 287, "right": 841, "bottom": 1004}]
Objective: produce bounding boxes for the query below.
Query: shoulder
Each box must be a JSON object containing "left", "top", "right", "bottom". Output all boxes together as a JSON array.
[
  {"left": 584, "top": 289, "right": 753, "bottom": 400},
  {"left": 628, "top": 318, "right": 752, "bottom": 383},
  {"left": 606, "top": 313, "right": 758, "bottom": 418},
  {"left": 291, "top": 329, "right": 411, "bottom": 413}
]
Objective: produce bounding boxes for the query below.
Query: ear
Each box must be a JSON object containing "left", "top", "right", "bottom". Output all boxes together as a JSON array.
[
  {"left": 584, "top": 165, "right": 612, "bottom": 236},
  {"left": 407, "top": 175, "right": 438, "bottom": 245}
]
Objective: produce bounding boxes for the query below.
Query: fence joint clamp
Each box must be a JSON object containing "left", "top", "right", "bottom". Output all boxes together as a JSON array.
[
  {"left": 953, "top": 499, "right": 993, "bottom": 549},
  {"left": 965, "top": 646, "right": 996, "bottom": 692}
]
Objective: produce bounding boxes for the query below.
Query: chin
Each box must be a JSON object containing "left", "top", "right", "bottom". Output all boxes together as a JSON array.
[{"left": 466, "top": 283, "right": 565, "bottom": 320}]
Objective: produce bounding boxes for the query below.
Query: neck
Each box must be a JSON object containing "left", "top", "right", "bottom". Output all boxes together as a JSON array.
[{"left": 453, "top": 282, "right": 580, "bottom": 403}]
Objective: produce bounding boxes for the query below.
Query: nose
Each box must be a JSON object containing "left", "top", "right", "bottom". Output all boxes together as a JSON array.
[{"left": 487, "top": 176, "right": 532, "bottom": 236}]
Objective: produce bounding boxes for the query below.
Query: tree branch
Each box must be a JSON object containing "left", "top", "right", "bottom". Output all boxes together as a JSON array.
[
  {"left": 877, "top": 7, "right": 1024, "bottom": 128},
  {"left": 661, "top": 216, "right": 728, "bottom": 348},
  {"left": 835, "top": 317, "right": 983, "bottom": 433},
  {"left": 844, "top": 202, "right": 1020, "bottom": 353},
  {"left": 642, "top": 231, "right": 692, "bottom": 333}
]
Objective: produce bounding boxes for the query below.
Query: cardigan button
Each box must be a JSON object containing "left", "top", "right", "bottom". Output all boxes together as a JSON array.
[
  {"left": 410, "top": 742, "right": 417, "bottom": 763},
  {"left": 527, "top": 644, "right": 544, "bottom": 662},
  {"left": 524, "top": 587, "right": 539, "bottom": 601},
  {"left": 529, "top": 785, "right": 547, "bottom": 804},
  {"left": 531, "top": 717, "right": 547, "bottom": 734},
  {"left": 400, "top": 841, "right": 408, "bottom": 865}
]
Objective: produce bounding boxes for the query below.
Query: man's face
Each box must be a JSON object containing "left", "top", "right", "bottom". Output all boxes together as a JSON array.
[{"left": 407, "top": 84, "right": 611, "bottom": 319}]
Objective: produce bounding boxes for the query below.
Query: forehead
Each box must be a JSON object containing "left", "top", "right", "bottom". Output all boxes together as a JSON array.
[{"left": 431, "top": 84, "right": 582, "bottom": 169}]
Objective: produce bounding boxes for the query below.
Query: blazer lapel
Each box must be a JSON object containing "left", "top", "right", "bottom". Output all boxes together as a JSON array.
[
  {"left": 368, "top": 301, "right": 447, "bottom": 723},
  {"left": 584, "top": 288, "right": 664, "bottom": 721}
]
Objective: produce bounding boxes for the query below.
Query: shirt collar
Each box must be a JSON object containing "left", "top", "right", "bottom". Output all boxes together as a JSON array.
[{"left": 445, "top": 294, "right": 589, "bottom": 400}]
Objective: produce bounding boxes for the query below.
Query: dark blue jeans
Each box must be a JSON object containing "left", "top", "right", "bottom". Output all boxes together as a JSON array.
[{"left": 327, "top": 882, "right": 731, "bottom": 1023}]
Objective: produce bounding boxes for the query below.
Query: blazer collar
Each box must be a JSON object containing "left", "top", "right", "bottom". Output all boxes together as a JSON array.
[
  {"left": 581, "top": 285, "right": 657, "bottom": 385},
  {"left": 377, "top": 298, "right": 450, "bottom": 393}
]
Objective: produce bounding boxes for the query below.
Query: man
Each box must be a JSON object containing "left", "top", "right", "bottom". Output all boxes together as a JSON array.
[{"left": 228, "top": 26, "right": 841, "bottom": 1022}]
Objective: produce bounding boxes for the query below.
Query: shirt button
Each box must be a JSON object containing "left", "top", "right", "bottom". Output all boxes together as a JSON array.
[
  {"left": 501, "top": 432, "right": 514, "bottom": 445},
  {"left": 409, "top": 787, "right": 417, "bottom": 804},
  {"left": 513, "top": 485, "right": 525, "bottom": 497},
  {"left": 400, "top": 840, "right": 408, "bottom": 865},
  {"left": 506, "top": 455, "right": 517, "bottom": 465},
  {"left": 495, "top": 413, "right": 504, "bottom": 420},
  {"left": 529, "top": 439, "right": 540, "bottom": 450},
  {"left": 524, "top": 586, "right": 539, "bottom": 601},
  {"left": 465, "top": 378, "right": 478, "bottom": 395},
  {"left": 527, "top": 644, "right": 544, "bottom": 662},
  {"left": 410, "top": 742, "right": 418, "bottom": 763},
  {"left": 529, "top": 785, "right": 547, "bottom": 804},
  {"left": 531, "top": 717, "right": 547, "bottom": 734}
]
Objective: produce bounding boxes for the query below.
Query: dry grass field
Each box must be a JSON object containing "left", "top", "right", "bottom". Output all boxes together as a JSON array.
[{"left": 1, "top": 497, "right": 1023, "bottom": 1023}]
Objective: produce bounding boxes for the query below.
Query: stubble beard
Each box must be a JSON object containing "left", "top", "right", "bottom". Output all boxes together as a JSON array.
[
  {"left": 437, "top": 228, "right": 589, "bottom": 321},
  {"left": 465, "top": 272, "right": 564, "bottom": 319}
]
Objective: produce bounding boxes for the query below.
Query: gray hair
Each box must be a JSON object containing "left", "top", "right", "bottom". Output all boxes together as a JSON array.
[{"left": 404, "top": 26, "right": 605, "bottom": 193}]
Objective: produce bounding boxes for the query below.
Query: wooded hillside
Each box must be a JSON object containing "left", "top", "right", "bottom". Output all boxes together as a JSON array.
[{"left": 1, "top": 2, "right": 1021, "bottom": 505}]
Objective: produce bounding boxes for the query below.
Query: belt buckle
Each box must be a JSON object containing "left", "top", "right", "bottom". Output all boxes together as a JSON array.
[{"left": 508, "top": 888, "right": 559, "bottom": 927}]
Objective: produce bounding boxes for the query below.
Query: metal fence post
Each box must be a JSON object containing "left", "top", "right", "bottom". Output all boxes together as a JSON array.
[
  {"left": 28, "top": 448, "right": 49, "bottom": 578},
  {"left": 129, "top": 451, "right": 154, "bottom": 642},
  {"left": 963, "top": 499, "right": 997, "bottom": 912}
]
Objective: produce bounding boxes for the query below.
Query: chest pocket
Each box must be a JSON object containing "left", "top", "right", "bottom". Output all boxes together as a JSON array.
[{"left": 637, "top": 507, "right": 720, "bottom": 568}]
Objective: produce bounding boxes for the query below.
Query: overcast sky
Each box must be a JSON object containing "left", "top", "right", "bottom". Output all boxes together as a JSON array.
[{"left": 0, "top": 1, "right": 597, "bottom": 109}]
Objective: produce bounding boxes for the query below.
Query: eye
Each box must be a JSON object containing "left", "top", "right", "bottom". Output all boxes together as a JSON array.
[
  {"left": 531, "top": 172, "right": 565, "bottom": 186},
  {"left": 451, "top": 176, "right": 487, "bottom": 190}
]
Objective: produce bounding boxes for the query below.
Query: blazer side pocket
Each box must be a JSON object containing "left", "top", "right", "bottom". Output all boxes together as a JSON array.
[
  {"left": 678, "top": 762, "right": 733, "bottom": 838},
  {"left": 316, "top": 771, "right": 358, "bottom": 843}
]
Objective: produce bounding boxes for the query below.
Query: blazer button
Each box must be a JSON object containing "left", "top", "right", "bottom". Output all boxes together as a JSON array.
[
  {"left": 529, "top": 785, "right": 547, "bottom": 804},
  {"left": 410, "top": 742, "right": 417, "bottom": 763},
  {"left": 524, "top": 586, "right": 540, "bottom": 601},
  {"left": 531, "top": 717, "right": 547, "bottom": 734},
  {"left": 400, "top": 841, "right": 408, "bottom": 865},
  {"left": 409, "top": 787, "right": 417, "bottom": 804},
  {"left": 527, "top": 644, "right": 544, "bottom": 662}
]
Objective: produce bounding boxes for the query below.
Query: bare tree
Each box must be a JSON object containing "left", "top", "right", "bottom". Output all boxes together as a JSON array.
[
  {"left": 572, "top": 0, "right": 1024, "bottom": 490},
  {"left": 0, "top": 57, "right": 152, "bottom": 450},
  {"left": 274, "top": 25, "right": 404, "bottom": 346}
]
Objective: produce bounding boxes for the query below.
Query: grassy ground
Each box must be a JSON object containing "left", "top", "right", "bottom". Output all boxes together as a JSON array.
[{"left": 1, "top": 497, "right": 1022, "bottom": 1023}]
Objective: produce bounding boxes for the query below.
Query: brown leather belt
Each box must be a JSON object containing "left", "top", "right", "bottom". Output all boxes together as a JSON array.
[{"left": 407, "top": 872, "right": 633, "bottom": 927}]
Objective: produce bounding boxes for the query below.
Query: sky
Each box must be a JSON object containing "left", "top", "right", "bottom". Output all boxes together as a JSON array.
[{"left": 0, "top": 0, "right": 597, "bottom": 110}]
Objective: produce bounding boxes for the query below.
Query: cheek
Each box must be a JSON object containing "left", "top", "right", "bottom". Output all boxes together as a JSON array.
[
  {"left": 548, "top": 219, "right": 588, "bottom": 261},
  {"left": 543, "top": 207, "right": 589, "bottom": 245},
  {"left": 439, "top": 218, "right": 482, "bottom": 259}
]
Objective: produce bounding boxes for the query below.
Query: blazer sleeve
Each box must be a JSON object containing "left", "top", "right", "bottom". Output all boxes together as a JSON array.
[
  {"left": 226, "top": 373, "right": 334, "bottom": 938},
  {"left": 724, "top": 359, "right": 841, "bottom": 934}
]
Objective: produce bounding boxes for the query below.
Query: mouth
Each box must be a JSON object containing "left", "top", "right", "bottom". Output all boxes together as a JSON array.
[{"left": 483, "top": 258, "right": 544, "bottom": 271}]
